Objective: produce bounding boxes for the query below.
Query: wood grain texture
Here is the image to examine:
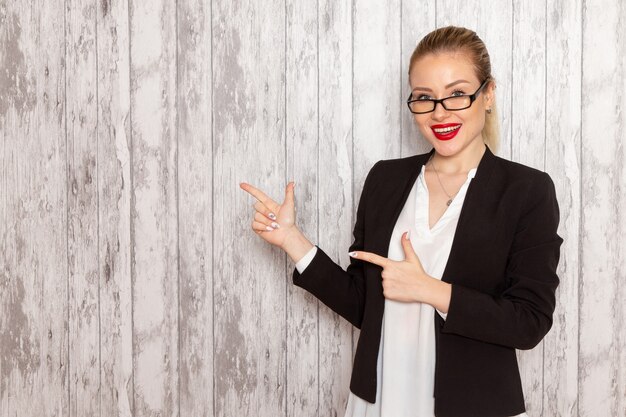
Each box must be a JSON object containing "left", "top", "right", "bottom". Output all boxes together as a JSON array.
[
  {"left": 1, "top": 1, "right": 625, "bottom": 416},
  {"left": 97, "top": 0, "right": 134, "bottom": 415},
  {"left": 212, "top": 0, "right": 286, "bottom": 415},
  {"left": 285, "top": 0, "right": 319, "bottom": 416},
  {"left": 176, "top": 0, "right": 214, "bottom": 415},
  {"left": 317, "top": 0, "right": 354, "bottom": 414},
  {"left": 353, "top": 0, "right": 402, "bottom": 171},
  {"left": 610, "top": 2, "right": 626, "bottom": 414},
  {"left": 65, "top": 0, "right": 100, "bottom": 415},
  {"left": 0, "top": 1, "right": 68, "bottom": 416},
  {"left": 543, "top": 1, "right": 581, "bottom": 416},
  {"left": 579, "top": 0, "right": 625, "bottom": 416},
  {"left": 128, "top": 0, "right": 179, "bottom": 414}
]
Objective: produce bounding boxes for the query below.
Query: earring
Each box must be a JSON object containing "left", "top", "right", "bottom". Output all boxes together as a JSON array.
[{"left": 486, "top": 108, "right": 492, "bottom": 114}]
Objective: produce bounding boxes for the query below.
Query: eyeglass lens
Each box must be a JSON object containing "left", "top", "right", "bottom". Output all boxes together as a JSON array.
[{"left": 409, "top": 95, "right": 471, "bottom": 113}]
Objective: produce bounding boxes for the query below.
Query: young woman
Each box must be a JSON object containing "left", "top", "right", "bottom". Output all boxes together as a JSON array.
[{"left": 240, "top": 26, "right": 562, "bottom": 417}]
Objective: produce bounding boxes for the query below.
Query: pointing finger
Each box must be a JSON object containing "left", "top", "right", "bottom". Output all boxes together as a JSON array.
[
  {"left": 240, "top": 182, "right": 280, "bottom": 212},
  {"left": 348, "top": 250, "right": 390, "bottom": 268}
]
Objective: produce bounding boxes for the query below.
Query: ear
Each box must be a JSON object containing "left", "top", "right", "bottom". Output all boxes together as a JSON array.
[{"left": 484, "top": 80, "right": 496, "bottom": 107}]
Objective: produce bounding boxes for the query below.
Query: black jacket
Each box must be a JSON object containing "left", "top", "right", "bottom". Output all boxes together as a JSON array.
[{"left": 292, "top": 146, "right": 563, "bottom": 417}]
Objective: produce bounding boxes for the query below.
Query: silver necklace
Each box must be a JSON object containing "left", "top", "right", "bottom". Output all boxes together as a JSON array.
[{"left": 429, "top": 155, "right": 457, "bottom": 206}]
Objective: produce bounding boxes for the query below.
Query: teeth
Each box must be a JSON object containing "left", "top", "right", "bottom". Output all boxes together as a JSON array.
[{"left": 433, "top": 125, "right": 461, "bottom": 133}]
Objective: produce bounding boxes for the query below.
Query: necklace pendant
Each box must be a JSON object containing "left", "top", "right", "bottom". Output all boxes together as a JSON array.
[{"left": 446, "top": 199, "right": 453, "bottom": 206}]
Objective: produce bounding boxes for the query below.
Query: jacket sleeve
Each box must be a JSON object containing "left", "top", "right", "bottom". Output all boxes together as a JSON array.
[
  {"left": 291, "top": 161, "right": 381, "bottom": 329},
  {"left": 295, "top": 246, "right": 318, "bottom": 273},
  {"left": 441, "top": 171, "right": 563, "bottom": 350}
]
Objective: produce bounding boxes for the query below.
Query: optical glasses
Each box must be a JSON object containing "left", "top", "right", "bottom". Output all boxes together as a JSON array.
[{"left": 406, "top": 79, "right": 489, "bottom": 114}]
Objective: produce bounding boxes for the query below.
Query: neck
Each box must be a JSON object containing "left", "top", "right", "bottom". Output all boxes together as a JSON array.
[{"left": 430, "top": 142, "right": 487, "bottom": 174}]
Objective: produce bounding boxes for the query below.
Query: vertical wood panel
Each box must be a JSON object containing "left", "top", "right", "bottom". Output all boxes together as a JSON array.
[
  {"left": 128, "top": 0, "right": 179, "bottom": 414},
  {"left": 96, "top": 0, "right": 134, "bottom": 414},
  {"left": 285, "top": 0, "right": 319, "bottom": 416},
  {"left": 317, "top": 0, "right": 354, "bottom": 414},
  {"left": 353, "top": 0, "right": 402, "bottom": 168},
  {"left": 543, "top": 1, "right": 581, "bottom": 415},
  {"left": 619, "top": 4, "right": 626, "bottom": 413},
  {"left": 176, "top": 0, "right": 214, "bottom": 415},
  {"left": 511, "top": 0, "right": 546, "bottom": 170},
  {"left": 0, "top": 0, "right": 68, "bottom": 416},
  {"left": 66, "top": 0, "right": 100, "bottom": 415},
  {"left": 437, "top": 0, "right": 514, "bottom": 159},
  {"left": 511, "top": 1, "right": 547, "bottom": 414},
  {"left": 213, "top": 0, "right": 286, "bottom": 415},
  {"left": 579, "top": 0, "right": 624, "bottom": 416},
  {"left": 401, "top": 0, "right": 435, "bottom": 157}
]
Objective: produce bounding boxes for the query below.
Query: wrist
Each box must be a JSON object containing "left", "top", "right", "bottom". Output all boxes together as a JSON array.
[
  {"left": 427, "top": 279, "right": 451, "bottom": 313},
  {"left": 281, "top": 227, "right": 314, "bottom": 264}
]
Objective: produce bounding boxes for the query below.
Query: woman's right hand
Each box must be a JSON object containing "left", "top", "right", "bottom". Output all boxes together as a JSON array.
[{"left": 239, "top": 181, "right": 300, "bottom": 249}]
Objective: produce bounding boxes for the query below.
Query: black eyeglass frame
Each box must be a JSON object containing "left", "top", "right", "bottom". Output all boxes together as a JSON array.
[{"left": 406, "top": 78, "right": 490, "bottom": 114}]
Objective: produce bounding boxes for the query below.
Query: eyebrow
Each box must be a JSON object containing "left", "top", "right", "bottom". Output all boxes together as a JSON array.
[{"left": 411, "top": 79, "right": 471, "bottom": 92}]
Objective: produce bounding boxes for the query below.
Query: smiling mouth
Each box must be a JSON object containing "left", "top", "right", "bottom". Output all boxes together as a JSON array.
[
  {"left": 432, "top": 124, "right": 461, "bottom": 133},
  {"left": 431, "top": 124, "right": 462, "bottom": 140}
]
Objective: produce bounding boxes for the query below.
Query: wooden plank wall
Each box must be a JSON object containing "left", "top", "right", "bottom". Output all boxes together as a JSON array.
[{"left": 0, "top": 0, "right": 624, "bottom": 416}]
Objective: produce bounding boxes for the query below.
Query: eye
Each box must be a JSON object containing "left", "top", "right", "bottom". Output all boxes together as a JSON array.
[
  {"left": 450, "top": 89, "right": 466, "bottom": 96},
  {"left": 416, "top": 94, "right": 432, "bottom": 100}
]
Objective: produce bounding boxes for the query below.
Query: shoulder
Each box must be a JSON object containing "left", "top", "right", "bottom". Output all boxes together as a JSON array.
[
  {"left": 365, "top": 152, "right": 426, "bottom": 183},
  {"left": 490, "top": 153, "right": 556, "bottom": 195},
  {"left": 493, "top": 154, "right": 547, "bottom": 178},
  {"left": 489, "top": 156, "right": 560, "bottom": 226},
  {"left": 360, "top": 153, "right": 425, "bottom": 195},
  {"left": 377, "top": 153, "right": 424, "bottom": 170}
]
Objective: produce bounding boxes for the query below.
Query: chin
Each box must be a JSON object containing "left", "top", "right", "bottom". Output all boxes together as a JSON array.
[
  {"left": 429, "top": 139, "right": 463, "bottom": 156},
  {"left": 428, "top": 134, "right": 484, "bottom": 158}
]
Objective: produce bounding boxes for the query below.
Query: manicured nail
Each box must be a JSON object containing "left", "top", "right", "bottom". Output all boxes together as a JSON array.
[
  {"left": 405, "top": 230, "right": 410, "bottom": 240},
  {"left": 348, "top": 251, "right": 357, "bottom": 257},
  {"left": 268, "top": 212, "right": 276, "bottom": 220},
  {"left": 265, "top": 226, "right": 273, "bottom": 231},
  {"left": 271, "top": 222, "right": 280, "bottom": 229}
]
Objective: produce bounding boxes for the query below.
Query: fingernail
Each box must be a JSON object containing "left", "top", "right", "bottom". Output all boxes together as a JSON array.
[
  {"left": 405, "top": 230, "right": 411, "bottom": 240},
  {"left": 348, "top": 251, "right": 357, "bottom": 257},
  {"left": 265, "top": 226, "right": 273, "bottom": 231},
  {"left": 268, "top": 213, "right": 276, "bottom": 220},
  {"left": 271, "top": 222, "right": 280, "bottom": 229}
]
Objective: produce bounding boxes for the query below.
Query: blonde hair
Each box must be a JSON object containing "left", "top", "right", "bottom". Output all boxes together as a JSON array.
[{"left": 408, "top": 26, "right": 500, "bottom": 153}]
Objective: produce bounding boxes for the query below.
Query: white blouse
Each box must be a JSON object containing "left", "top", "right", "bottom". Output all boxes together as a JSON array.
[{"left": 295, "top": 164, "right": 529, "bottom": 417}]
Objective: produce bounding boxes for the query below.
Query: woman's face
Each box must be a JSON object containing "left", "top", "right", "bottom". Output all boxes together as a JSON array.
[{"left": 408, "top": 51, "right": 494, "bottom": 158}]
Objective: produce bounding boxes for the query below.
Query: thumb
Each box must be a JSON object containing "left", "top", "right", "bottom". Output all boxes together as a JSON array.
[
  {"left": 401, "top": 231, "right": 418, "bottom": 263},
  {"left": 285, "top": 181, "right": 295, "bottom": 205}
]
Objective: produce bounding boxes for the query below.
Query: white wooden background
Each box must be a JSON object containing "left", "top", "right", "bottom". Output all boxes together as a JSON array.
[{"left": 0, "top": 0, "right": 624, "bottom": 416}]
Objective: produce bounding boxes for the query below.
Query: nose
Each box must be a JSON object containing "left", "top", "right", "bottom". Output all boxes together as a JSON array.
[{"left": 430, "top": 101, "right": 450, "bottom": 121}]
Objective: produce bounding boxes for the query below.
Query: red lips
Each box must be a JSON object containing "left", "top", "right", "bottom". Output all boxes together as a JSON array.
[{"left": 431, "top": 123, "right": 461, "bottom": 141}]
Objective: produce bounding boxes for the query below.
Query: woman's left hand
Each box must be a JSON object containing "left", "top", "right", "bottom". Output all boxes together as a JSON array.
[{"left": 349, "top": 231, "right": 438, "bottom": 304}]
